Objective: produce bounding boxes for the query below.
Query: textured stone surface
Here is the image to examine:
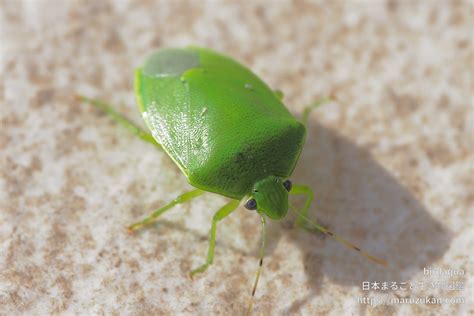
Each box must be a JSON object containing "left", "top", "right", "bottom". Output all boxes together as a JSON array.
[{"left": 1, "top": 1, "right": 473, "bottom": 315}]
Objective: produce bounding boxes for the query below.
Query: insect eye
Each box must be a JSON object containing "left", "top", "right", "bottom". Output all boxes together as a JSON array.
[
  {"left": 283, "top": 180, "right": 292, "bottom": 192},
  {"left": 244, "top": 198, "right": 257, "bottom": 210}
]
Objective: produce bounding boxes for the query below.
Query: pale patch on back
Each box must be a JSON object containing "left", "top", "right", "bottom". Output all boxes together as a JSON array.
[{"left": 142, "top": 49, "right": 200, "bottom": 78}]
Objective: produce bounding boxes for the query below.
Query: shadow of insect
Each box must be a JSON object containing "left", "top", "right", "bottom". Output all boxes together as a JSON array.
[{"left": 257, "top": 120, "right": 451, "bottom": 314}]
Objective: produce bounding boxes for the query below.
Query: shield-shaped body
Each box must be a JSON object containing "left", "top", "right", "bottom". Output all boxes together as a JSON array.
[{"left": 135, "top": 47, "right": 306, "bottom": 199}]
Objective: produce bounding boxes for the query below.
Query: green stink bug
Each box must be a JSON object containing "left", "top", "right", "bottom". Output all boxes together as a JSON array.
[{"left": 78, "top": 46, "right": 386, "bottom": 310}]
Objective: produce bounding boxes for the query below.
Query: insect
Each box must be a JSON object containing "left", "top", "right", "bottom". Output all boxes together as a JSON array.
[{"left": 78, "top": 46, "right": 387, "bottom": 313}]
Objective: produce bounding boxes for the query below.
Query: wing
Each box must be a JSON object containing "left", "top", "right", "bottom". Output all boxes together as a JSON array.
[{"left": 135, "top": 48, "right": 206, "bottom": 173}]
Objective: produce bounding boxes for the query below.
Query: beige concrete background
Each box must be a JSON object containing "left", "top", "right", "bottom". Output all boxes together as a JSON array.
[{"left": 1, "top": 1, "right": 473, "bottom": 315}]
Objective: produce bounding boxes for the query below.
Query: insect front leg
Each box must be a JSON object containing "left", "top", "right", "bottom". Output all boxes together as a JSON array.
[
  {"left": 76, "top": 95, "right": 162, "bottom": 150},
  {"left": 301, "top": 96, "right": 333, "bottom": 126},
  {"left": 289, "top": 184, "right": 318, "bottom": 232},
  {"left": 190, "top": 199, "right": 240, "bottom": 278},
  {"left": 128, "top": 189, "right": 205, "bottom": 232}
]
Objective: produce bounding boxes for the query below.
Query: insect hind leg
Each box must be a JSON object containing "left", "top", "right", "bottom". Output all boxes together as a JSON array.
[
  {"left": 76, "top": 95, "right": 162, "bottom": 150},
  {"left": 301, "top": 96, "right": 333, "bottom": 126}
]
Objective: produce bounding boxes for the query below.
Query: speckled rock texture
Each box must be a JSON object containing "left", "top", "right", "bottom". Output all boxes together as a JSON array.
[{"left": 1, "top": 1, "right": 473, "bottom": 315}]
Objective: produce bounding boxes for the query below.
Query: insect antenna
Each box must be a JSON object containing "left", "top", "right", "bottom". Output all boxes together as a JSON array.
[
  {"left": 246, "top": 215, "right": 266, "bottom": 316},
  {"left": 289, "top": 206, "right": 388, "bottom": 267}
]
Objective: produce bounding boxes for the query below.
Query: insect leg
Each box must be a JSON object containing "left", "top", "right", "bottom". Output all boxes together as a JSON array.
[
  {"left": 289, "top": 184, "right": 316, "bottom": 231},
  {"left": 301, "top": 96, "right": 333, "bottom": 126},
  {"left": 128, "top": 189, "right": 205, "bottom": 232},
  {"left": 289, "top": 205, "right": 388, "bottom": 266},
  {"left": 190, "top": 199, "right": 240, "bottom": 278},
  {"left": 76, "top": 95, "right": 162, "bottom": 150}
]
